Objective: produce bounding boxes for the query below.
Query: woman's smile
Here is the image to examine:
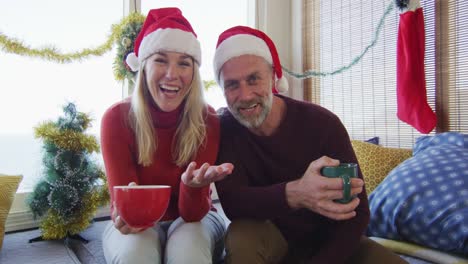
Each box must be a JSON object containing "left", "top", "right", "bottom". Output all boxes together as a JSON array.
[{"left": 160, "top": 84, "right": 180, "bottom": 96}]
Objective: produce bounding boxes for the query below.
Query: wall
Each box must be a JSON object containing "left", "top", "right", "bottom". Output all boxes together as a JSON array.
[{"left": 256, "top": 0, "right": 304, "bottom": 101}]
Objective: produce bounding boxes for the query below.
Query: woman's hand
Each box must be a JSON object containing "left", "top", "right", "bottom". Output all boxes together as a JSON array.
[
  {"left": 112, "top": 182, "right": 144, "bottom": 234},
  {"left": 181, "top": 162, "right": 234, "bottom": 188}
]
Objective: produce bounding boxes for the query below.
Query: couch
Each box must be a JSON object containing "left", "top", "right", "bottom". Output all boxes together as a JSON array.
[
  {"left": 352, "top": 132, "right": 468, "bottom": 264},
  {"left": 1, "top": 133, "right": 467, "bottom": 264}
]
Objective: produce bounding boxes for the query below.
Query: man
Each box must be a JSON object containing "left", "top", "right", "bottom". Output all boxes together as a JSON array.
[{"left": 213, "top": 26, "right": 407, "bottom": 264}]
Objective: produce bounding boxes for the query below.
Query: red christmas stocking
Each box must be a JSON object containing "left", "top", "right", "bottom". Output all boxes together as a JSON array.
[{"left": 397, "top": 7, "right": 437, "bottom": 134}]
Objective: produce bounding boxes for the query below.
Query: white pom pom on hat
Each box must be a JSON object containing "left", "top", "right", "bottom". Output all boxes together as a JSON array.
[
  {"left": 275, "top": 76, "right": 288, "bottom": 93},
  {"left": 125, "top": 52, "right": 139, "bottom": 72},
  {"left": 125, "top": 7, "right": 201, "bottom": 72},
  {"left": 403, "top": 0, "right": 421, "bottom": 12},
  {"left": 213, "top": 26, "right": 289, "bottom": 94}
]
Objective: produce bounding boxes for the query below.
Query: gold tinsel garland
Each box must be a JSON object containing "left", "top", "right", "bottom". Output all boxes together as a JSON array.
[
  {"left": 0, "top": 12, "right": 145, "bottom": 82},
  {"left": 34, "top": 122, "right": 100, "bottom": 153},
  {"left": 40, "top": 188, "right": 108, "bottom": 239}
]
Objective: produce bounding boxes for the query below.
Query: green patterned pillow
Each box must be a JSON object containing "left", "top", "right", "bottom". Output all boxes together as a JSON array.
[
  {"left": 351, "top": 141, "right": 412, "bottom": 193},
  {"left": 0, "top": 174, "right": 22, "bottom": 251}
]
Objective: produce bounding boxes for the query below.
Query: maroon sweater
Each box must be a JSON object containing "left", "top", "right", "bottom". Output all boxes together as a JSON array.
[{"left": 215, "top": 95, "right": 370, "bottom": 264}]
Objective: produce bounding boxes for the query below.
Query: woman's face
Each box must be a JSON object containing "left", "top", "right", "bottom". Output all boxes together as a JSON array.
[{"left": 144, "top": 51, "right": 194, "bottom": 112}]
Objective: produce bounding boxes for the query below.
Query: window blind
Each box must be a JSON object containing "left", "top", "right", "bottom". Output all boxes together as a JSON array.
[
  {"left": 435, "top": 0, "right": 468, "bottom": 132},
  {"left": 303, "top": 0, "right": 467, "bottom": 148}
]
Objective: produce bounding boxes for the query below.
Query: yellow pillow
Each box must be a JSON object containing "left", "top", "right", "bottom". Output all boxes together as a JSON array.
[
  {"left": 351, "top": 141, "right": 412, "bottom": 193},
  {"left": 0, "top": 174, "right": 22, "bottom": 251}
]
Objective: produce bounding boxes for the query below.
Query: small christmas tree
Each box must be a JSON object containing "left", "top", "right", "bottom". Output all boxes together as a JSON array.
[{"left": 27, "top": 103, "right": 109, "bottom": 241}]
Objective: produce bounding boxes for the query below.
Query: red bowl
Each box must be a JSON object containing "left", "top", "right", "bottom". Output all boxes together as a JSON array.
[{"left": 114, "top": 185, "right": 171, "bottom": 228}]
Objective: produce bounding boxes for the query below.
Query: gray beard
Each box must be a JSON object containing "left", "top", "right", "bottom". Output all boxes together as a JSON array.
[{"left": 229, "top": 92, "right": 273, "bottom": 129}]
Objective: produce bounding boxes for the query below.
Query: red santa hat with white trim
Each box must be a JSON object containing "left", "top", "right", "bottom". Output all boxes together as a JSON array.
[
  {"left": 213, "top": 26, "right": 288, "bottom": 93},
  {"left": 126, "top": 7, "right": 201, "bottom": 71}
]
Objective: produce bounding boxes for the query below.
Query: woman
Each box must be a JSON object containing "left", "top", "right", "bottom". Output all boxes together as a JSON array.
[{"left": 100, "top": 8, "right": 233, "bottom": 264}]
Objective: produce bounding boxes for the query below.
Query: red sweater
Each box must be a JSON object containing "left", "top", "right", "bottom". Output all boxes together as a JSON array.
[{"left": 101, "top": 98, "right": 220, "bottom": 222}]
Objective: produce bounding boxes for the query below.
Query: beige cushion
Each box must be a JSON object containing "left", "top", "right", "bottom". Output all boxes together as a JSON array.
[
  {"left": 0, "top": 174, "right": 22, "bottom": 251},
  {"left": 351, "top": 141, "right": 412, "bottom": 193}
]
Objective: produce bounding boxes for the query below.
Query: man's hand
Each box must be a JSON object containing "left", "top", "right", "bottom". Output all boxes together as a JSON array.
[
  {"left": 286, "top": 156, "right": 364, "bottom": 220},
  {"left": 112, "top": 182, "right": 144, "bottom": 234},
  {"left": 181, "top": 162, "right": 234, "bottom": 188}
]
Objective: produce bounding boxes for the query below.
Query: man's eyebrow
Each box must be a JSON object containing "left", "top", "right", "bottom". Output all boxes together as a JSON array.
[{"left": 247, "top": 71, "right": 261, "bottom": 78}]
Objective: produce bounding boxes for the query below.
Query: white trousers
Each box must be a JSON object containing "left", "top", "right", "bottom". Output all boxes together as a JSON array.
[{"left": 102, "top": 210, "right": 226, "bottom": 264}]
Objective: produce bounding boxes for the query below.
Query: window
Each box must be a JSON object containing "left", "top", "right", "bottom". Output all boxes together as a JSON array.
[
  {"left": 1, "top": 0, "right": 252, "bottom": 231},
  {"left": 303, "top": 0, "right": 468, "bottom": 148},
  {"left": 432, "top": 0, "right": 468, "bottom": 132},
  {"left": 0, "top": 0, "right": 123, "bottom": 192}
]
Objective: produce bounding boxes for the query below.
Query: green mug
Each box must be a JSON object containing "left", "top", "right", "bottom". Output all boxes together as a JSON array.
[{"left": 320, "top": 163, "right": 358, "bottom": 204}]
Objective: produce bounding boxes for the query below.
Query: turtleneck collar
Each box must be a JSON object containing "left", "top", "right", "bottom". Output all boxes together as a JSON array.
[{"left": 147, "top": 97, "right": 185, "bottom": 129}]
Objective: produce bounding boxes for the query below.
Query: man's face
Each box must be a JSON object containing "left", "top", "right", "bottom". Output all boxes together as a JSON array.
[{"left": 220, "top": 55, "right": 274, "bottom": 129}]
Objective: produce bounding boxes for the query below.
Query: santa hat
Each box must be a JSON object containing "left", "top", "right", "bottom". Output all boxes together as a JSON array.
[
  {"left": 126, "top": 7, "right": 201, "bottom": 71},
  {"left": 213, "top": 26, "right": 289, "bottom": 93}
]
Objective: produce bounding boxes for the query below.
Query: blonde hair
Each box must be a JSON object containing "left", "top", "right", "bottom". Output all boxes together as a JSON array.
[{"left": 129, "top": 58, "right": 207, "bottom": 167}]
